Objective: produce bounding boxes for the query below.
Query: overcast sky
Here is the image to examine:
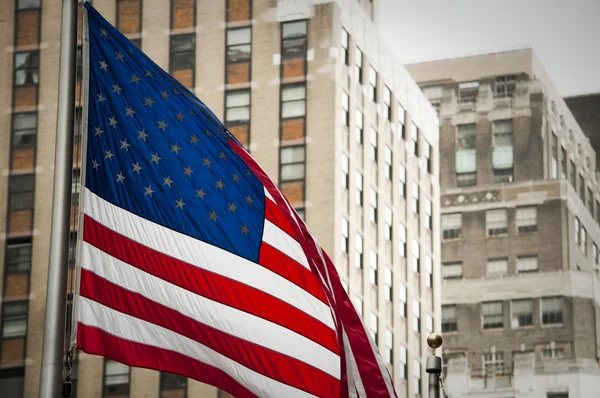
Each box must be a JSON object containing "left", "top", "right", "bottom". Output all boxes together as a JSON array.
[{"left": 378, "top": 0, "right": 600, "bottom": 97}]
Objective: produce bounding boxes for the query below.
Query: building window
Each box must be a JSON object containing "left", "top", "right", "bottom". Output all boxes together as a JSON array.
[
  {"left": 341, "top": 217, "right": 349, "bottom": 254},
  {"left": 486, "top": 209, "right": 508, "bottom": 236},
  {"left": 103, "top": 359, "right": 130, "bottom": 398},
  {"left": 442, "top": 305, "right": 457, "bottom": 332},
  {"left": 541, "top": 297, "right": 563, "bottom": 325},
  {"left": 369, "top": 312, "right": 378, "bottom": 344},
  {"left": 399, "top": 224, "right": 407, "bottom": 258},
  {"left": 369, "top": 188, "right": 378, "bottom": 223},
  {"left": 551, "top": 132, "right": 558, "bottom": 179},
  {"left": 492, "top": 120, "right": 514, "bottom": 183},
  {"left": 384, "top": 206, "right": 393, "bottom": 241},
  {"left": 279, "top": 146, "right": 305, "bottom": 182},
  {"left": 594, "top": 242, "right": 599, "bottom": 267},
  {"left": 341, "top": 28, "right": 349, "bottom": 65},
  {"left": 413, "top": 299, "right": 421, "bottom": 333},
  {"left": 384, "top": 267, "right": 393, "bottom": 302},
  {"left": 6, "top": 243, "right": 32, "bottom": 274},
  {"left": 482, "top": 302, "right": 504, "bottom": 329},
  {"left": 581, "top": 226, "right": 587, "bottom": 255},
  {"left": 456, "top": 124, "right": 476, "bottom": 187},
  {"left": 368, "top": 65, "right": 377, "bottom": 101},
  {"left": 384, "top": 329, "right": 393, "bottom": 365},
  {"left": 597, "top": 201, "right": 600, "bottom": 225},
  {"left": 569, "top": 160, "right": 576, "bottom": 188},
  {"left": 561, "top": 147, "right": 567, "bottom": 179},
  {"left": 579, "top": 174, "right": 585, "bottom": 202},
  {"left": 411, "top": 182, "right": 419, "bottom": 214},
  {"left": 424, "top": 140, "right": 432, "bottom": 173},
  {"left": 412, "top": 239, "right": 420, "bottom": 273},
  {"left": 341, "top": 153, "right": 349, "bottom": 190},
  {"left": 14, "top": 51, "right": 40, "bottom": 86},
  {"left": 225, "top": 90, "right": 250, "bottom": 124},
  {"left": 159, "top": 372, "right": 187, "bottom": 398},
  {"left": 355, "top": 109, "right": 363, "bottom": 144},
  {"left": 511, "top": 299, "right": 533, "bottom": 328},
  {"left": 17, "top": 0, "right": 41, "bottom": 9},
  {"left": 458, "top": 81, "right": 479, "bottom": 104},
  {"left": 414, "top": 359, "right": 422, "bottom": 395},
  {"left": 355, "top": 233, "right": 363, "bottom": 269},
  {"left": 399, "top": 345, "right": 407, "bottom": 379},
  {"left": 547, "top": 393, "right": 568, "bottom": 398},
  {"left": 487, "top": 258, "right": 508, "bottom": 278},
  {"left": 399, "top": 283, "right": 407, "bottom": 317},
  {"left": 355, "top": 47, "right": 363, "bottom": 84},
  {"left": 425, "top": 255, "right": 433, "bottom": 288},
  {"left": 588, "top": 188, "right": 594, "bottom": 214},
  {"left": 384, "top": 146, "right": 392, "bottom": 180},
  {"left": 517, "top": 256, "right": 538, "bottom": 273},
  {"left": 517, "top": 207, "right": 537, "bottom": 233},
  {"left": 1, "top": 301, "right": 28, "bottom": 338},
  {"left": 483, "top": 352, "right": 505, "bottom": 375},
  {"left": 281, "top": 84, "right": 306, "bottom": 119},
  {"left": 354, "top": 297, "right": 363, "bottom": 317},
  {"left": 442, "top": 262, "right": 463, "bottom": 280},
  {"left": 369, "top": 127, "right": 378, "bottom": 162},
  {"left": 397, "top": 102, "right": 405, "bottom": 139},
  {"left": 169, "top": 34, "right": 196, "bottom": 88},
  {"left": 575, "top": 217, "right": 580, "bottom": 245},
  {"left": 282, "top": 20, "right": 307, "bottom": 59},
  {"left": 494, "top": 75, "right": 516, "bottom": 99},
  {"left": 12, "top": 113, "right": 37, "bottom": 150},
  {"left": 369, "top": 249, "right": 378, "bottom": 285},
  {"left": 425, "top": 313, "right": 434, "bottom": 335},
  {"left": 356, "top": 171, "right": 363, "bottom": 207},
  {"left": 542, "top": 345, "right": 565, "bottom": 360},
  {"left": 341, "top": 91, "right": 349, "bottom": 126},
  {"left": 9, "top": 174, "right": 35, "bottom": 213},
  {"left": 399, "top": 164, "right": 406, "bottom": 197},
  {"left": 383, "top": 86, "right": 392, "bottom": 121},
  {"left": 442, "top": 213, "right": 462, "bottom": 240},
  {"left": 425, "top": 199, "right": 432, "bottom": 230},
  {"left": 410, "top": 122, "right": 419, "bottom": 156},
  {"left": 226, "top": 27, "right": 252, "bottom": 84}
]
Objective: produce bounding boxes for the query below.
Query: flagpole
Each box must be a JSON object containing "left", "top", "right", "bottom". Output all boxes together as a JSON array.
[{"left": 39, "top": 0, "right": 78, "bottom": 396}]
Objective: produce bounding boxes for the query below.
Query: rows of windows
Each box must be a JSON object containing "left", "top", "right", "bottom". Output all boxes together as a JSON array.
[
  {"left": 278, "top": 20, "right": 308, "bottom": 220},
  {"left": 442, "top": 297, "right": 564, "bottom": 333},
  {"left": 455, "top": 120, "right": 514, "bottom": 187},
  {"left": 455, "top": 75, "right": 516, "bottom": 105},
  {"left": 224, "top": 1, "right": 252, "bottom": 149},
  {"left": 442, "top": 206, "right": 537, "bottom": 241},
  {"left": 0, "top": 0, "right": 42, "bottom": 393},
  {"left": 442, "top": 254, "right": 539, "bottom": 280}
]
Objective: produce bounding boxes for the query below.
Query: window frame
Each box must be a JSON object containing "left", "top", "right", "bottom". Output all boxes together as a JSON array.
[
  {"left": 279, "top": 145, "right": 306, "bottom": 183},
  {"left": 482, "top": 301, "right": 504, "bottom": 330},
  {"left": 224, "top": 89, "right": 251, "bottom": 124},
  {"left": 281, "top": 20, "right": 308, "bottom": 60}
]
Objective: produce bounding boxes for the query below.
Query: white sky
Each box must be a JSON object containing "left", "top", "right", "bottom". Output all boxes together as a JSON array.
[{"left": 378, "top": 0, "right": 600, "bottom": 97}]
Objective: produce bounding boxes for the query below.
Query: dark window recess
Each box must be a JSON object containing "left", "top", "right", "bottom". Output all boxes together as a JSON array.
[
  {"left": 282, "top": 20, "right": 307, "bottom": 58},
  {"left": 169, "top": 34, "right": 196, "bottom": 71},
  {"left": 9, "top": 175, "right": 35, "bottom": 211}
]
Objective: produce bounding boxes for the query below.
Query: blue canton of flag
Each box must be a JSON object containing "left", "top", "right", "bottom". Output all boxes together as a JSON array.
[{"left": 85, "top": 5, "right": 265, "bottom": 261}]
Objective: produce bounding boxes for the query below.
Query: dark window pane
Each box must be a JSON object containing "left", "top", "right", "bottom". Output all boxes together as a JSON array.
[
  {"left": 282, "top": 21, "right": 307, "bottom": 39},
  {"left": 170, "top": 52, "right": 194, "bottom": 71},
  {"left": 227, "top": 44, "right": 251, "bottom": 63},
  {"left": 160, "top": 372, "right": 187, "bottom": 391},
  {"left": 10, "top": 175, "right": 34, "bottom": 193},
  {"left": 6, "top": 243, "right": 32, "bottom": 273},
  {"left": 170, "top": 35, "right": 195, "bottom": 52},
  {"left": 17, "top": 0, "right": 41, "bottom": 9},
  {"left": 283, "top": 37, "right": 307, "bottom": 58}
]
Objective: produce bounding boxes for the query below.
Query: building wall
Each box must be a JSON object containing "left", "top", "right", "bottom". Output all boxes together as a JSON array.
[{"left": 565, "top": 93, "right": 600, "bottom": 168}]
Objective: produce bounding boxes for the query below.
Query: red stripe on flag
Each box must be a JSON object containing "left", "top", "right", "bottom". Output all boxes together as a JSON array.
[
  {"left": 82, "top": 215, "right": 340, "bottom": 354},
  {"left": 258, "top": 242, "right": 328, "bottom": 304},
  {"left": 265, "top": 198, "right": 296, "bottom": 238},
  {"left": 79, "top": 270, "right": 340, "bottom": 397},
  {"left": 77, "top": 323, "right": 258, "bottom": 398}
]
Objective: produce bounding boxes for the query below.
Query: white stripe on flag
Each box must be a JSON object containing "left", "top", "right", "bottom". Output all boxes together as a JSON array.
[
  {"left": 343, "top": 330, "right": 367, "bottom": 398},
  {"left": 78, "top": 297, "right": 319, "bottom": 398},
  {"left": 81, "top": 242, "right": 341, "bottom": 378},
  {"left": 264, "top": 187, "right": 275, "bottom": 202},
  {"left": 262, "top": 220, "right": 310, "bottom": 269},
  {"left": 83, "top": 189, "right": 335, "bottom": 330}
]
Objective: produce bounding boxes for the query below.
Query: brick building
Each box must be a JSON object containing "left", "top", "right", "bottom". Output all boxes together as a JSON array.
[
  {"left": 0, "top": 0, "right": 440, "bottom": 397},
  {"left": 407, "top": 49, "right": 600, "bottom": 398}
]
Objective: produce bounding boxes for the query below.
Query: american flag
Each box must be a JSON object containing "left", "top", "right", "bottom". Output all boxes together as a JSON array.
[{"left": 76, "top": 3, "right": 396, "bottom": 397}]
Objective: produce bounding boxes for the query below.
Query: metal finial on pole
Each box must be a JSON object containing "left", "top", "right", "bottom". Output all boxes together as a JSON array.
[
  {"left": 426, "top": 333, "right": 443, "bottom": 398},
  {"left": 39, "top": 0, "right": 78, "bottom": 396}
]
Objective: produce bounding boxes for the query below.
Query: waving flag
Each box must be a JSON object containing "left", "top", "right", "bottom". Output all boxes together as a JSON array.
[{"left": 76, "top": 3, "right": 396, "bottom": 397}]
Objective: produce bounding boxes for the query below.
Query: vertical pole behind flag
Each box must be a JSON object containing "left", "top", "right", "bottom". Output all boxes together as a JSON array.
[{"left": 39, "top": 0, "right": 78, "bottom": 396}]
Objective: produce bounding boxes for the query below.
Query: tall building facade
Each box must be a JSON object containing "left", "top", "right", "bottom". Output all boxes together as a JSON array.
[
  {"left": 0, "top": 0, "right": 440, "bottom": 397},
  {"left": 407, "top": 49, "right": 600, "bottom": 398}
]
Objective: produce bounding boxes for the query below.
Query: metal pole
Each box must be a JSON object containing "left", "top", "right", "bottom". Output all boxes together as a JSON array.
[
  {"left": 426, "top": 355, "right": 442, "bottom": 398},
  {"left": 39, "top": 0, "right": 78, "bottom": 396}
]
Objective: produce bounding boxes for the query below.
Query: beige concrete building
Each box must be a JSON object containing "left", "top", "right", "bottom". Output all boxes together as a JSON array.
[
  {"left": 0, "top": 0, "right": 440, "bottom": 397},
  {"left": 407, "top": 49, "right": 600, "bottom": 398}
]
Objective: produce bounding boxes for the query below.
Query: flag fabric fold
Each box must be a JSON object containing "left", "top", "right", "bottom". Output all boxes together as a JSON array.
[{"left": 76, "top": 3, "right": 396, "bottom": 397}]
